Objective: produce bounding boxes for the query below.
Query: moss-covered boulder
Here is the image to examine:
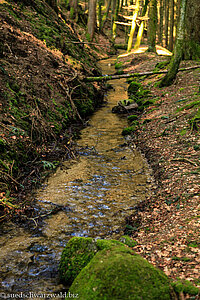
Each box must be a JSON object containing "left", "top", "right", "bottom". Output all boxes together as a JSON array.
[
  {"left": 59, "top": 237, "right": 125, "bottom": 286},
  {"left": 69, "top": 247, "right": 173, "bottom": 300}
]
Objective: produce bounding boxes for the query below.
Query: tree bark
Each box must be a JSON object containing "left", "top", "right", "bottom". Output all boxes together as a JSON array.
[
  {"left": 134, "top": 0, "right": 150, "bottom": 50},
  {"left": 112, "top": 0, "right": 120, "bottom": 41},
  {"left": 147, "top": 0, "right": 157, "bottom": 52},
  {"left": 158, "top": 0, "right": 164, "bottom": 45},
  {"left": 159, "top": 0, "right": 187, "bottom": 87},
  {"left": 164, "top": 0, "right": 169, "bottom": 47},
  {"left": 46, "top": 0, "right": 58, "bottom": 13},
  {"left": 183, "top": 0, "right": 200, "bottom": 59},
  {"left": 84, "top": 65, "right": 200, "bottom": 82},
  {"left": 127, "top": 0, "right": 140, "bottom": 52},
  {"left": 87, "top": 0, "right": 97, "bottom": 40},
  {"left": 168, "top": 0, "right": 174, "bottom": 51}
]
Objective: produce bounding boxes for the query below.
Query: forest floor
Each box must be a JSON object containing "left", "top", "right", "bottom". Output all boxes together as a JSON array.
[
  {"left": 117, "top": 49, "right": 200, "bottom": 287},
  {"left": 0, "top": 0, "right": 113, "bottom": 221}
]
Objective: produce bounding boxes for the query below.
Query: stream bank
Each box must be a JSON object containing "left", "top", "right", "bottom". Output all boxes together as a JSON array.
[
  {"left": 0, "top": 0, "right": 113, "bottom": 221},
  {"left": 116, "top": 51, "right": 200, "bottom": 287},
  {"left": 0, "top": 56, "right": 154, "bottom": 296}
]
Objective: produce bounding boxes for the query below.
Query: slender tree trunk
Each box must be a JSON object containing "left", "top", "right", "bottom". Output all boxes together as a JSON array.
[
  {"left": 134, "top": 0, "right": 150, "bottom": 50},
  {"left": 69, "top": 0, "right": 78, "bottom": 19},
  {"left": 98, "top": 0, "right": 103, "bottom": 31},
  {"left": 127, "top": 0, "right": 140, "bottom": 52},
  {"left": 46, "top": 0, "right": 58, "bottom": 13},
  {"left": 102, "top": 0, "right": 111, "bottom": 28},
  {"left": 87, "top": 0, "right": 97, "bottom": 40},
  {"left": 168, "top": 0, "right": 174, "bottom": 51},
  {"left": 158, "top": 0, "right": 164, "bottom": 45},
  {"left": 112, "top": 0, "right": 120, "bottom": 41},
  {"left": 160, "top": 0, "right": 187, "bottom": 87},
  {"left": 164, "top": 0, "right": 169, "bottom": 47},
  {"left": 147, "top": 0, "right": 157, "bottom": 52},
  {"left": 111, "top": 0, "right": 117, "bottom": 36},
  {"left": 183, "top": 0, "right": 200, "bottom": 59}
]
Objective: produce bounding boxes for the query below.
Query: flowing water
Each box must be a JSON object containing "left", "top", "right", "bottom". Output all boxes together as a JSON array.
[{"left": 0, "top": 57, "right": 153, "bottom": 298}]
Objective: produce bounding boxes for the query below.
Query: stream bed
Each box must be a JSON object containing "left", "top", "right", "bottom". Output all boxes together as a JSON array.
[{"left": 0, "top": 57, "right": 154, "bottom": 298}]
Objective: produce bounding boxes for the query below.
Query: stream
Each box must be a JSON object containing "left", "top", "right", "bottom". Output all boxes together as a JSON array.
[{"left": 0, "top": 57, "right": 154, "bottom": 299}]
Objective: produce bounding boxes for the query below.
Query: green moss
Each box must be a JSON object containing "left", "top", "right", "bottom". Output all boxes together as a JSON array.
[
  {"left": 172, "top": 280, "right": 199, "bottom": 296},
  {"left": 114, "top": 62, "right": 123, "bottom": 70},
  {"left": 127, "top": 115, "right": 138, "bottom": 122},
  {"left": 69, "top": 247, "right": 172, "bottom": 300},
  {"left": 118, "top": 99, "right": 135, "bottom": 106},
  {"left": 122, "top": 126, "right": 137, "bottom": 136},
  {"left": 189, "top": 108, "right": 200, "bottom": 131},
  {"left": 128, "top": 81, "right": 141, "bottom": 96},
  {"left": 153, "top": 61, "right": 169, "bottom": 72},
  {"left": 177, "top": 99, "right": 200, "bottom": 112},
  {"left": 119, "top": 235, "right": 137, "bottom": 247},
  {"left": 59, "top": 237, "right": 125, "bottom": 286}
]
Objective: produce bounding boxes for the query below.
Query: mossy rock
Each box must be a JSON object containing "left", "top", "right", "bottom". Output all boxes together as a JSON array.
[
  {"left": 118, "top": 99, "right": 134, "bottom": 107},
  {"left": 119, "top": 235, "right": 137, "bottom": 247},
  {"left": 122, "top": 126, "right": 137, "bottom": 136},
  {"left": 127, "top": 115, "right": 138, "bottom": 122},
  {"left": 59, "top": 237, "right": 125, "bottom": 286},
  {"left": 172, "top": 279, "right": 199, "bottom": 296},
  {"left": 69, "top": 247, "right": 173, "bottom": 300},
  {"left": 128, "top": 81, "right": 141, "bottom": 96}
]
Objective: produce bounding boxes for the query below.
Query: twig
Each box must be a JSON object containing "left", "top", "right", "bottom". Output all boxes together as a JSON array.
[
  {"left": 0, "top": 171, "right": 21, "bottom": 185},
  {"left": 65, "top": 41, "right": 104, "bottom": 45},
  {"left": 58, "top": 81, "right": 84, "bottom": 124},
  {"left": 171, "top": 158, "right": 198, "bottom": 167}
]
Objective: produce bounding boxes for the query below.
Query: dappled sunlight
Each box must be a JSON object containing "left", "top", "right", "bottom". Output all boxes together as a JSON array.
[{"left": 118, "top": 45, "right": 172, "bottom": 58}]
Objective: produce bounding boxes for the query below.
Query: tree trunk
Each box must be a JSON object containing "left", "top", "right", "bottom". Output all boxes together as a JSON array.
[
  {"left": 183, "top": 0, "right": 200, "bottom": 59},
  {"left": 112, "top": 0, "right": 120, "bottom": 41},
  {"left": 164, "top": 0, "right": 169, "bottom": 47},
  {"left": 158, "top": 0, "right": 164, "bottom": 45},
  {"left": 127, "top": 0, "right": 140, "bottom": 52},
  {"left": 87, "top": 0, "right": 97, "bottom": 40},
  {"left": 134, "top": 0, "right": 150, "bottom": 50},
  {"left": 102, "top": 0, "right": 111, "bottom": 28},
  {"left": 69, "top": 0, "right": 78, "bottom": 19},
  {"left": 147, "top": 0, "right": 157, "bottom": 52},
  {"left": 168, "top": 0, "right": 174, "bottom": 51},
  {"left": 46, "top": 0, "right": 58, "bottom": 13},
  {"left": 159, "top": 0, "right": 187, "bottom": 87},
  {"left": 98, "top": 0, "right": 103, "bottom": 31}
]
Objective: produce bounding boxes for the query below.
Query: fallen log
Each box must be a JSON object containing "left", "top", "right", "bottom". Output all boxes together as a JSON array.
[{"left": 84, "top": 65, "right": 200, "bottom": 82}]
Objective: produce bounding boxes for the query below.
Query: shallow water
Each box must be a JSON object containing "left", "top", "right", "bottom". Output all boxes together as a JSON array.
[{"left": 0, "top": 57, "right": 153, "bottom": 298}]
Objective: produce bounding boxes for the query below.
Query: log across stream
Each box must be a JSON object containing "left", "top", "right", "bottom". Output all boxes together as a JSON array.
[{"left": 0, "top": 57, "right": 154, "bottom": 296}]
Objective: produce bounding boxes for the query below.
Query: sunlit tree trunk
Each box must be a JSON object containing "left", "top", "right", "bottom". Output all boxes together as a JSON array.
[
  {"left": 87, "top": 0, "right": 97, "bottom": 40},
  {"left": 168, "top": 0, "right": 174, "bottom": 51},
  {"left": 112, "top": 0, "right": 120, "bottom": 41},
  {"left": 111, "top": 0, "right": 116, "bottom": 36},
  {"left": 147, "top": 0, "right": 157, "bottom": 52},
  {"left": 164, "top": 0, "right": 169, "bottom": 47},
  {"left": 160, "top": 0, "right": 187, "bottom": 86},
  {"left": 98, "top": 0, "right": 103, "bottom": 31},
  {"left": 134, "top": 0, "right": 150, "bottom": 50},
  {"left": 158, "top": 0, "right": 164, "bottom": 45},
  {"left": 127, "top": 0, "right": 140, "bottom": 52}
]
